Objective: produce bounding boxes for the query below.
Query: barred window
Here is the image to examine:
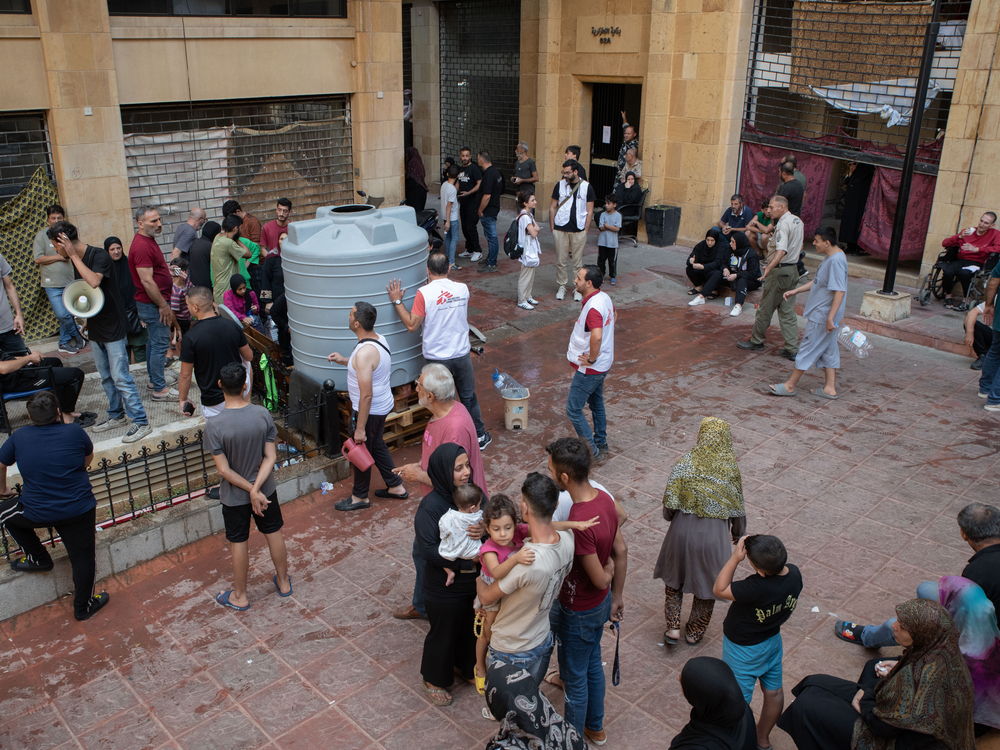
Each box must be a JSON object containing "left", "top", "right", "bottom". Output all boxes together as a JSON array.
[
  {"left": 107, "top": 0, "right": 347, "bottom": 17},
  {"left": 0, "top": 112, "right": 53, "bottom": 203}
]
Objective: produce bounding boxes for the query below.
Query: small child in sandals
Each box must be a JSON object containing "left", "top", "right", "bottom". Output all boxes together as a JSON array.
[{"left": 438, "top": 483, "right": 484, "bottom": 586}]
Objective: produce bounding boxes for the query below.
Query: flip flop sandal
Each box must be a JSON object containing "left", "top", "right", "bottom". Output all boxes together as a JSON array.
[
  {"left": 215, "top": 590, "right": 250, "bottom": 611},
  {"left": 663, "top": 629, "right": 680, "bottom": 646},
  {"left": 768, "top": 383, "right": 797, "bottom": 397},
  {"left": 834, "top": 620, "right": 867, "bottom": 645},
  {"left": 473, "top": 611, "right": 486, "bottom": 638},
  {"left": 272, "top": 575, "right": 293, "bottom": 597},
  {"left": 423, "top": 682, "right": 453, "bottom": 706},
  {"left": 684, "top": 633, "right": 704, "bottom": 645},
  {"left": 474, "top": 668, "right": 486, "bottom": 696},
  {"left": 374, "top": 488, "right": 409, "bottom": 499},
  {"left": 687, "top": 287, "right": 699, "bottom": 295},
  {"left": 811, "top": 388, "right": 840, "bottom": 400}
]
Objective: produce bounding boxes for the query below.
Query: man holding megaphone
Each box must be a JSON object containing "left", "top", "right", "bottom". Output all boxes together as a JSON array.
[{"left": 50, "top": 222, "right": 152, "bottom": 444}]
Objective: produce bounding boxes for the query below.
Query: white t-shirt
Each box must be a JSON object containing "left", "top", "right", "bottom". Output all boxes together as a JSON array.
[
  {"left": 518, "top": 211, "right": 540, "bottom": 268},
  {"left": 440, "top": 181, "right": 460, "bottom": 222},
  {"left": 413, "top": 277, "right": 471, "bottom": 361}
]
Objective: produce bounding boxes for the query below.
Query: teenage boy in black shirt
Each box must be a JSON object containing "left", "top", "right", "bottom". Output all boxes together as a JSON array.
[
  {"left": 714, "top": 534, "right": 803, "bottom": 750},
  {"left": 456, "top": 147, "right": 483, "bottom": 262}
]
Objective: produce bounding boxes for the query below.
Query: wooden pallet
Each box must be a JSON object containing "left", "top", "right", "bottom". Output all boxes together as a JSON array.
[
  {"left": 242, "top": 324, "right": 292, "bottom": 400},
  {"left": 337, "top": 383, "right": 430, "bottom": 451}
]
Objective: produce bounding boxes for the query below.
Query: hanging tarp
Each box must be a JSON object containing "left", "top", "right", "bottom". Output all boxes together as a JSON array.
[{"left": 807, "top": 78, "right": 942, "bottom": 128}]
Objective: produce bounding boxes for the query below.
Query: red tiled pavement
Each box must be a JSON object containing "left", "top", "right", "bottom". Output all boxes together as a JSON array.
[{"left": 2, "top": 238, "right": 999, "bottom": 749}]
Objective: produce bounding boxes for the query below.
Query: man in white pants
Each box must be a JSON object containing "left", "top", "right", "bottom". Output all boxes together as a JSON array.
[{"left": 550, "top": 160, "right": 596, "bottom": 302}]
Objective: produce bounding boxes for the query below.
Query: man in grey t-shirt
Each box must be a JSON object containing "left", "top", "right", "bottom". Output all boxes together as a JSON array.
[
  {"left": 205, "top": 362, "right": 291, "bottom": 611},
  {"left": 171, "top": 206, "right": 206, "bottom": 260},
  {"left": 769, "top": 227, "right": 849, "bottom": 399},
  {"left": 33, "top": 204, "right": 82, "bottom": 354}
]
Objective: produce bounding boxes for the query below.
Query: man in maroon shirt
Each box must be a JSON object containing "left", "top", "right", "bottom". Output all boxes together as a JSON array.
[
  {"left": 547, "top": 437, "right": 627, "bottom": 745},
  {"left": 260, "top": 197, "right": 292, "bottom": 256},
  {"left": 940, "top": 211, "right": 1000, "bottom": 303},
  {"left": 128, "top": 205, "right": 176, "bottom": 400}
]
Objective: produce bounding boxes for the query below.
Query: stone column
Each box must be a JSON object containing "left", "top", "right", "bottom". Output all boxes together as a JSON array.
[
  {"left": 527, "top": 0, "right": 562, "bottom": 222},
  {"left": 409, "top": 0, "right": 440, "bottom": 187},
  {"left": 34, "top": 0, "right": 132, "bottom": 241}
]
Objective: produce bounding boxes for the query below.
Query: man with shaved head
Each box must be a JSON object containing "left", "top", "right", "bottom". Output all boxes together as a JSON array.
[{"left": 171, "top": 206, "right": 207, "bottom": 260}]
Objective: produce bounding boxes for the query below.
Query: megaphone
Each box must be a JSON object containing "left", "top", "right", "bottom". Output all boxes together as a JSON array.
[{"left": 63, "top": 279, "right": 104, "bottom": 318}]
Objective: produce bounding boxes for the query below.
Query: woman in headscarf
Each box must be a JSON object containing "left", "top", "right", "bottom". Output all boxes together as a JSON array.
[
  {"left": 484, "top": 661, "right": 586, "bottom": 750},
  {"left": 670, "top": 657, "right": 757, "bottom": 749},
  {"left": 612, "top": 171, "right": 642, "bottom": 209},
  {"left": 415, "top": 443, "right": 480, "bottom": 706},
  {"left": 654, "top": 417, "right": 746, "bottom": 645},
  {"left": 938, "top": 576, "right": 1000, "bottom": 731},
  {"left": 104, "top": 236, "right": 147, "bottom": 364},
  {"left": 685, "top": 228, "right": 727, "bottom": 300},
  {"left": 404, "top": 146, "right": 428, "bottom": 211},
  {"left": 778, "top": 598, "right": 976, "bottom": 749},
  {"left": 692, "top": 231, "right": 762, "bottom": 316}
]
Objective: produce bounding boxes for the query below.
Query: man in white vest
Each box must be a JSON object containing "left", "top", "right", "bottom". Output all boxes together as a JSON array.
[
  {"left": 550, "top": 160, "right": 596, "bottom": 302},
  {"left": 326, "top": 301, "right": 407, "bottom": 512},
  {"left": 565, "top": 265, "right": 615, "bottom": 458},
  {"left": 387, "top": 251, "right": 491, "bottom": 450}
]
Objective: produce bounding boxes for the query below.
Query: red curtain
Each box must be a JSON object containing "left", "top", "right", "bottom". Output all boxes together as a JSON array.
[
  {"left": 738, "top": 142, "right": 834, "bottom": 233},
  {"left": 857, "top": 167, "right": 936, "bottom": 260}
]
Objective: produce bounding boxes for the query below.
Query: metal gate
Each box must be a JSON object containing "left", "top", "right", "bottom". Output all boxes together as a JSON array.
[
  {"left": 439, "top": 0, "right": 520, "bottom": 185},
  {"left": 120, "top": 96, "right": 353, "bottom": 251},
  {"left": 0, "top": 112, "right": 54, "bottom": 203},
  {"left": 589, "top": 83, "right": 642, "bottom": 203}
]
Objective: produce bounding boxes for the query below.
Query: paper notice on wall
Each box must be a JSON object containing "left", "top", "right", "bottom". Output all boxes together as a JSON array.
[{"left": 602, "top": 126, "right": 612, "bottom": 143}]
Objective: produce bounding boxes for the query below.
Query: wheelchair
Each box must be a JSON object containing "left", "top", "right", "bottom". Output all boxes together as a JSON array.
[{"left": 917, "top": 251, "right": 999, "bottom": 310}]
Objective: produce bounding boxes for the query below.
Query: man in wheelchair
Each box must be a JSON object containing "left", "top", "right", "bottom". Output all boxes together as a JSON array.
[{"left": 939, "top": 211, "right": 1000, "bottom": 306}]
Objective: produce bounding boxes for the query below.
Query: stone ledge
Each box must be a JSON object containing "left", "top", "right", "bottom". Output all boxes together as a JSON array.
[{"left": 0, "top": 454, "right": 349, "bottom": 621}]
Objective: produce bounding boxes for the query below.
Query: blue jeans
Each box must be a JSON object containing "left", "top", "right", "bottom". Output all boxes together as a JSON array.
[
  {"left": 92, "top": 338, "right": 148, "bottom": 425},
  {"left": 566, "top": 370, "right": 607, "bottom": 455},
  {"left": 860, "top": 580, "right": 938, "bottom": 648},
  {"left": 45, "top": 287, "right": 78, "bottom": 348},
  {"left": 481, "top": 215, "right": 499, "bottom": 266},
  {"left": 434, "top": 353, "right": 485, "bottom": 437},
  {"left": 488, "top": 631, "right": 554, "bottom": 689},
  {"left": 136, "top": 300, "right": 170, "bottom": 392},
  {"left": 550, "top": 593, "right": 611, "bottom": 734},
  {"left": 411, "top": 540, "right": 426, "bottom": 616},
  {"left": 444, "top": 222, "right": 459, "bottom": 266},
  {"left": 979, "top": 334, "right": 1000, "bottom": 404}
]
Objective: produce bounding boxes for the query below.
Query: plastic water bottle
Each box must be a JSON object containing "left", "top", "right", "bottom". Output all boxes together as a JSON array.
[
  {"left": 837, "top": 325, "right": 873, "bottom": 359},
  {"left": 492, "top": 369, "right": 529, "bottom": 399}
]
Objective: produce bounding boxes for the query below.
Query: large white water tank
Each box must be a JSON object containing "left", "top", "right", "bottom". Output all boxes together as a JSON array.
[{"left": 282, "top": 204, "right": 427, "bottom": 390}]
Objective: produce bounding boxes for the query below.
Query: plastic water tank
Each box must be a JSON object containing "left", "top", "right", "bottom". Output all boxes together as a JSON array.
[{"left": 282, "top": 204, "right": 427, "bottom": 391}]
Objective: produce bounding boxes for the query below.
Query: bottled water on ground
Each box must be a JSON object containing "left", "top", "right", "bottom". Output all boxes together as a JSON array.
[
  {"left": 838, "top": 326, "right": 873, "bottom": 358},
  {"left": 492, "top": 369, "right": 529, "bottom": 399}
]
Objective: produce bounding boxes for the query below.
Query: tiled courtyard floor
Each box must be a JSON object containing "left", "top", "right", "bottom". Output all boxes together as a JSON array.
[{"left": 1, "top": 236, "right": 998, "bottom": 748}]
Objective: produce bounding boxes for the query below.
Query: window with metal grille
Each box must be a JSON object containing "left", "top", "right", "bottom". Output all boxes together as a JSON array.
[
  {"left": 120, "top": 96, "right": 353, "bottom": 251},
  {"left": 439, "top": 0, "right": 520, "bottom": 187},
  {"left": 744, "top": 0, "right": 970, "bottom": 170},
  {"left": 0, "top": 0, "right": 31, "bottom": 13},
  {"left": 403, "top": 3, "right": 413, "bottom": 93},
  {"left": 107, "top": 0, "right": 346, "bottom": 17},
  {"left": 0, "top": 112, "right": 53, "bottom": 203}
]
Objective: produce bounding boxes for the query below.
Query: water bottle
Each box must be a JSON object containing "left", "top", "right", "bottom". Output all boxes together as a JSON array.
[
  {"left": 837, "top": 325, "right": 873, "bottom": 359},
  {"left": 492, "top": 369, "right": 529, "bottom": 399}
]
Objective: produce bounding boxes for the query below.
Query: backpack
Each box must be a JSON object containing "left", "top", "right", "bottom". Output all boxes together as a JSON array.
[{"left": 503, "top": 214, "right": 525, "bottom": 260}]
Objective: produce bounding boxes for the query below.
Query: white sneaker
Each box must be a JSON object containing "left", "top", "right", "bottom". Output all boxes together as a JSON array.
[
  {"left": 573, "top": 291, "right": 583, "bottom": 302},
  {"left": 556, "top": 286, "right": 566, "bottom": 300},
  {"left": 122, "top": 422, "right": 153, "bottom": 444},
  {"left": 458, "top": 250, "right": 472, "bottom": 258},
  {"left": 688, "top": 295, "right": 706, "bottom": 306},
  {"left": 729, "top": 303, "right": 743, "bottom": 317},
  {"left": 517, "top": 301, "right": 534, "bottom": 311},
  {"left": 527, "top": 298, "right": 540, "bottom": 305},
  {"left": 469, "top": 252, "right": 482, "bottom": 262}
]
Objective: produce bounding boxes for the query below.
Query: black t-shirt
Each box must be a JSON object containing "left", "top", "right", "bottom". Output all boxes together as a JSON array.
[
  {"left": 723, "top": 563, "right": 802, "bottom": 645},
  {"left": 180, "top": 315, "right": 248, "bottom": 406},
  {"left": 457, "top": 162, "right": 482, "bottom": 203},
  {"left": 963, "top": 543, "right": 1000, "bottom": 613},
  {"left": 77, "top": 245, "right": 126, "bottom": 343},
  {"left": 188, "top": 236, "right": 212, "bottom": 289},
  {"left": 550, "top": 180, "right": 597, "bottom": 232},
  {"left": 777, "top": 179, "right": 804, "bottom": 217},
  {"left": 480, "top": 165, "right": 503, "bottom": 218}
]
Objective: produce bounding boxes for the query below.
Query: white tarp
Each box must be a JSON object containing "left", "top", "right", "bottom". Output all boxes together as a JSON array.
[
  {"left": 808, "top": 78, "right": 941, "bottom": 128},
  {"left": 123, "top": 127, "right": 231, "bottom": 252}
]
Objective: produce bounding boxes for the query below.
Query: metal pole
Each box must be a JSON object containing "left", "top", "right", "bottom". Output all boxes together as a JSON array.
[{"left": 879, "top": 0, "right": 941, "bottom": 295}]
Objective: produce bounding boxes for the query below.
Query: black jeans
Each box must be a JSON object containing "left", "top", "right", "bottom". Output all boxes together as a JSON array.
[
  {"left": 970, "top": 320, "right": 994, "bottom": 357},
  {"left": 685, "top": 266, "right": 710, "bottom": 288},
  {"left": 351, "top": 411, "right": 403, "bottom": 498},
  {"left": 5, "top": 507, "right": 96, "bottom": 617},
  {"left": 420, "top": 595, "right": 477, "bottom": 688},
  {"left": 940, "top": 259, "right": 980, "bottom": 298},
  {"left": 459, "top": 198, "right": 481, "bottom": 254},
  {"left": 703, "top": 271, "right": 762, "bottom": 304},
  {"left": 0, "top": 356, "right": 84, "bottom": 413},
  {"left": 433, "top": 353, "right": 485, "bottom": 437},
  {"left": 597, "top": 245, "right": 618, "bottom": 279}
]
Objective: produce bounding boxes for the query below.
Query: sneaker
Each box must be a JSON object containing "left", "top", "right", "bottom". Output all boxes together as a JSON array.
[
  {"left": 75, "top": 592, "right": 110, "bottom": 622},
  {"left": 978, "top": 391, "right": 989, "bottom": 399},
  {"left": 477, "top": 265, "right": 497, "bottom": 273},
  {"left": 985, "top": 403, "right": 1000, "bottom": 412},
  {"left": 729, "top": 303, "right": 743, "bottom": 317},
  {"left": 798, "top": 271, "right": 810, "bottom": 282},
  {"left": 555, "top": 286, "right": 566, "bottom": 300},
  {"left": 970, "top": 356, "right": 984, "bottom": 370},
  {"left": 150, "top": 388, "right": 178, "bottom": 401},
  {"left": 688, "top": 295, "right": 706, "bottom": 306},
  {"left": 478, "top": 432, "right": 492, "bottom": 451},
  {"left": 458, "top": 250, "right": 472, "bottom": 258},
  {"left": 527, "top": 298, "right": 540, "bottom": 305},
  {"left": 122, "top": 422, "right": 152, "bottom": 443},
  {"left": 517, "top": 302, "right": 534, "bottom": 310},
  {"left": 58, "top": 343, "right": 80, "bottom": 355},
  {"left": 573, "top": 291, "right": 583, "bottom": 302},
  {"left": 610, "top": 277, "right": 617, "bottom": 286},
  {"left": 469, "top": 252, "right": 482, "bottom": 262},
  {"left": 584, "top": 728, "right": 607, "bottom": 745},
  {"left": 737, "top": 340, "right": 764, "bottom": 351},
  {"left": 10, "top": 554, "right": 54, "bottom": 572},
  {"left": 92, "top": 416, "right": 127, "bottom": 433},
  {"left": 450, "top": 263, "right": 462, "bottom": 271},
  {"left": 147, "top": 373, "right": 178, "bottom": 389}
]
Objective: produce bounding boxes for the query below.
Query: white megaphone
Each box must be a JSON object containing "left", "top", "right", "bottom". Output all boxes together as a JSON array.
[{"left": 63, "top": 279, "right": 104, "bottom": 318}]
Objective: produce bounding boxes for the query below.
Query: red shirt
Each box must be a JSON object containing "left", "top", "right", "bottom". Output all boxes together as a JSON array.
[
  {"left": 570, "top": 290, "right": 605, "bottom": 375},
  {"left": 128, "top": 233, "right": 172, "bottom": 305},
  {"left": 261, "top": 219, "right": 288, "bottom": 256},
  {"left": 558, "top": 489, "right": 618, "bottom": 611},
  {"left": 240, "top": 213, "right": 262, "bottom": 245},
  {"left": 419, "top": 401, "right": 488, "bottom": 495},
  {"left": 942, "top": 227, "right": 1000, "bottom": 264}
]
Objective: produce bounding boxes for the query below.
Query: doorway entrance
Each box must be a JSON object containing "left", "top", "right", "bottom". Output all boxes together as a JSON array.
[{"left": 589, "top": 83, "right": 642, "bottom": 201}]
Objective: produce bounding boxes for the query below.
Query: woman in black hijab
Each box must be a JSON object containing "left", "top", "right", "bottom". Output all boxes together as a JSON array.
[
  {"left": 415, "top": 442, "right": 480, "bottom": 707},
  {"left": 485, "top": 661, "right": 586, "bottom": 750},
  {"left": 104, "top": 236, "right": 146, "bottom": 363},
  {"left": 188, "top": 220, "right": 219, "bottom": 289},
  {"left": 670, "top": 657, "right": 757, "bottom": 749},
  {"left": 695, "top": 231, "right": 762, "bottom": 316},
  {"left": 686, "top": 228, "right": 728, "bottom": 298}
]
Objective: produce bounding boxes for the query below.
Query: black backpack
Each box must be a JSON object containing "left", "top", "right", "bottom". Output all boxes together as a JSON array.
[{"left": 503, "top": 213, "right": 524, "bottom": 260}]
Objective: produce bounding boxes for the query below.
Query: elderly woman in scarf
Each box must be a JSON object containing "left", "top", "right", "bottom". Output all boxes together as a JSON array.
[
  {"left": 778, "top": 598, "right": 976, "bottom": 749},
  {"left": 653, "top": 417, "right": 746, "bottom": 645},
  {"left": 670, "top": 657, "right": 757, "bottom": 749},
  {"left": 415, "top": 443, "right": 481, "bottom": 707},
  {"left": 485, "top": 661, "right": 585, "bottom": 750}
]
